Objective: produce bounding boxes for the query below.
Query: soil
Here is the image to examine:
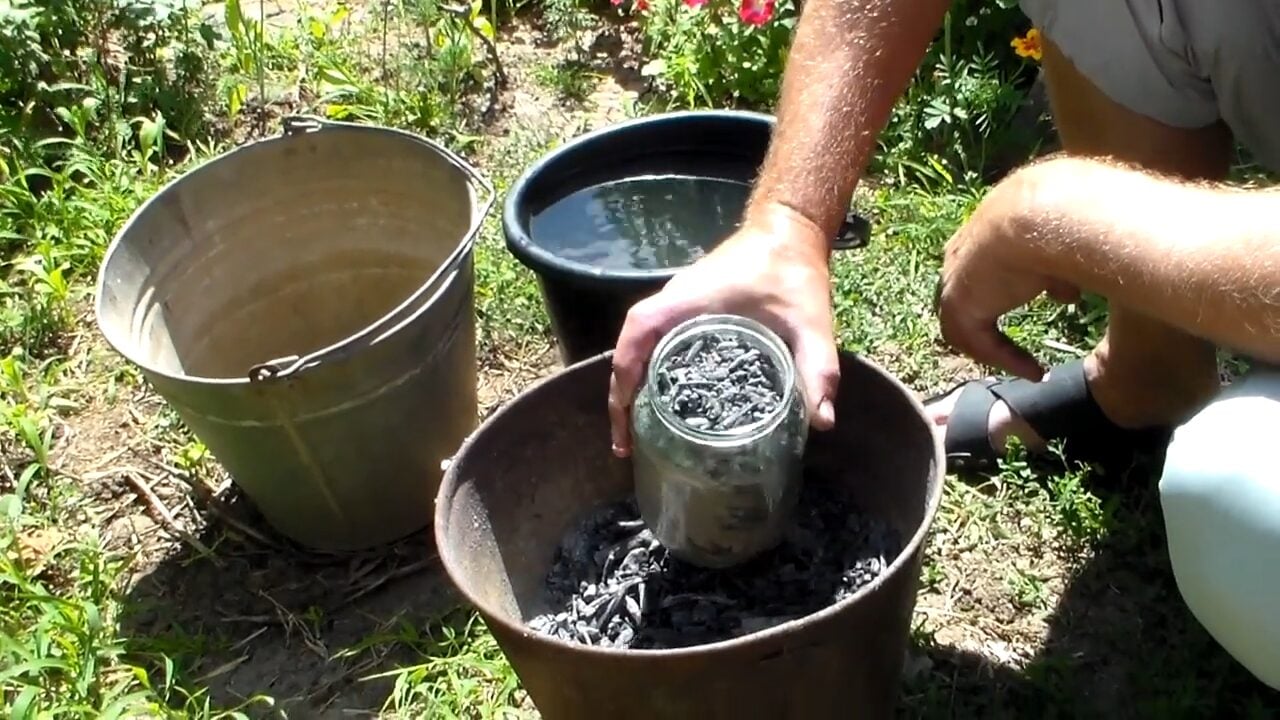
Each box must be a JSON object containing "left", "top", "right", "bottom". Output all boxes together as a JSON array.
[
  {"left": 44, "top": 8, "right": 643, "bottom": 717},
  {"left": 36, "top": 3, "right": 1280, "bottom": 717},
  {"left": 34, "top": 10, "right": 1046, "bottom": 714},
  {"left": 528, "top": 480, "right": 901, "bottom": 650}
]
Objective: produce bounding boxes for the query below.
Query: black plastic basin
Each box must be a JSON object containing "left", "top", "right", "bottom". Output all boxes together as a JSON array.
[{"left": 502, "top": 110, "right": 869, "bottom": 365}]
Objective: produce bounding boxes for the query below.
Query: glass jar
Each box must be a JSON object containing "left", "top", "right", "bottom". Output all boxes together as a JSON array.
[{"left": 630, "top": 314, "right": 808, "bottom": 569}]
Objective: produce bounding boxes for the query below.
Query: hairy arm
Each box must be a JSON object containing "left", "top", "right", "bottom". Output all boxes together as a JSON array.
[
  {"left": 748, "top": 0, "right": 952, "bottom": 248},
  {"left": 608, "top": 0, "right": 952, "bottom": 454},
  {"left": 1020, "top": 158, "right": 1280, "bottom": 363}
]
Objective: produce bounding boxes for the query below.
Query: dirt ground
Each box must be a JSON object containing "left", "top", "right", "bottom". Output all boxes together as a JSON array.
[
  {"left": 56, "top": 340, "right": 563, "bottom": 717},
  {"left": 46, "top": 14, "right": 650, "bottom": 718},
  {"left": 36, "top": 4, "right": 1278, "bottom": 718}
]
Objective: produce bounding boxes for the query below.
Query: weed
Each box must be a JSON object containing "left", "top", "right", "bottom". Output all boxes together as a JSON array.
[
  {"left": 1006, "top": 567, "right": 1049, "bottom": 609},
  {"left": 0, "top": 529, "right": 274, "bottom": 718},
  {"left": 219, "top": 0, "right": 270, "bottom": 122},
  {"left": 358, "top": 612, "right": 529, "bottom": 718},
  {"left": 0, "top": 125, "right": 173, "bottom": 361},
  {"left": 541, "top": 0, "right": 595, "bottom": 46},
  {"left": 2, "top": 1, "right": 219, "bottom": 163},
  {"left": 830, "top": 183, "right": 979, "bottom": 390},
  {"left": 301, "top": 0, "right": 503, "bottom": 138},
  {"left": 919, "top": 558, "right": 945, "bottom": 591},
  {"left": 1043, "top": 454, "right": 1113, "bottom": 546},
  {"left": 534, "top": 59, "right": 597, "bottom": 102},
  {"left": 0, "top": 350, "right": 75, "bottom": 486},
  {"left": 171, "top": 441, "right": 211, "bottom": 478},
  {"left": 472, "top": 125, "right": 558, "bottom": 355},
  {"left": 3, "top": 533, "right": 136, "bottom": 715},
  {"left": 876, "top": 0, "right": 1042, "bottom": 186}
]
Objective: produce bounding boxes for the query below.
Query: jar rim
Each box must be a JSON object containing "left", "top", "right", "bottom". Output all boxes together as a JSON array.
[{"left": 644, "top": 313, "right": 799, "bottom": 447}]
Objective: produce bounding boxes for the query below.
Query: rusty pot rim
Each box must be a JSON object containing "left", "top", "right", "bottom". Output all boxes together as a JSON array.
[{"left": 434, "top": 349, "right": 945, "bottom": 659}]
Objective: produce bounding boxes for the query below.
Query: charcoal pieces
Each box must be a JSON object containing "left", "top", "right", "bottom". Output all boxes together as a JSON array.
[
  {"left": 656, "top": 331, "right": 784, "bottom": 432},
  {"left": 527, "top": 480, "right": 901, "bottom": 650}
]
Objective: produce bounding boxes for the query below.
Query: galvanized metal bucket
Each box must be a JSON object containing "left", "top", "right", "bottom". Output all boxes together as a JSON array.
[{"left": 96, "top": 116, "right": 493, "bottom": 551}]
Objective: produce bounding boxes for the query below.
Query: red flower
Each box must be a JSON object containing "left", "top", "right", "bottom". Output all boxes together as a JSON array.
[
  {"left": 738, "top": 0, "right": 775, "bottom": 25},
  {"left": 683, "top": 0, "right": 708, "bottom": 7},
  {"left": 636, "top": 0, "right": 649, "bottom": 9}
]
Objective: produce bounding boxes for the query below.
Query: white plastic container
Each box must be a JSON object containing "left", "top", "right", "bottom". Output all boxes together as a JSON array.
[{"left": 1160, "top": 364, "right": 1280, "bottom": 690}]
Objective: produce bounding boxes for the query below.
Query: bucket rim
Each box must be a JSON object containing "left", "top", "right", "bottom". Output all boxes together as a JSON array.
[
  {"left": 501, "top": 109, "right": 777, "bottom": 288},
  {"left": 93, "top": 117, "right": 494, "bottom": 386},
  {"left": 434, "top": 349, "right": 947, "bottom": 660}
]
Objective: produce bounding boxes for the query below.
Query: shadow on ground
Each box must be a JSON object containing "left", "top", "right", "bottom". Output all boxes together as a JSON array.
[
  {"left": 116, "top": 441, "right": 1280, "bottom": 718},
  {"left": 118, "top": 490, "right": 456, "bottom": 719},
  {"left": 900, "top": 456, "right": 1280, "bottom": 719}
]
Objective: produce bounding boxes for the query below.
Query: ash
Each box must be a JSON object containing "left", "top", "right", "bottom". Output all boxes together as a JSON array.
[
  {"left": 527, "top": 481, "right": 901, "bottom": 650},
  {"left": 657, "top": 331, "right": 783, "bottom": 432}
]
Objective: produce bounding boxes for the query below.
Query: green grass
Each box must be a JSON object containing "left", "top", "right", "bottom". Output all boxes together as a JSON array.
[
  {"left": 532, "top": 59, "right": 598, "bottom": 103},
  {"left": 472, "top": 125, "right": 558, "bottom": 360},
  {"left": 355, "top": 611, "right": 531, "bottom": 718},
  {"left": 1, "top": 0, "right": 1278, "bottom": 718}
]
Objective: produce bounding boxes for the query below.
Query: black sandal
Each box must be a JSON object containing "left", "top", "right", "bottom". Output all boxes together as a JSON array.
[{"left": 932, "top": 359, "right": 1173, "bottom": 473}]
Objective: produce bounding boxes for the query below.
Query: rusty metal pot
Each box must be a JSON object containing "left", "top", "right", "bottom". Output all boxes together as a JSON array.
[{"left": 435, "top": 351, "right": 944, "bottom": 719}]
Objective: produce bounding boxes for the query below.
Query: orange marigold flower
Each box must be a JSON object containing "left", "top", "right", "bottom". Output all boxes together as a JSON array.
[{"left": 1011, "top": 28, "right": 1043, "bottom": 61}]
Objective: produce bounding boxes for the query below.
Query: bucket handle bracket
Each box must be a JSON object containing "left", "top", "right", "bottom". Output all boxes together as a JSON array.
[
  {"left": 833, "top": 211, "right": 872, "bottom": 251},
  {"left": 249, "top": 355, "right": 306, "bottom": 382},
  {"left": 281, "top": 115, "right": 326, "bottom": 136}
]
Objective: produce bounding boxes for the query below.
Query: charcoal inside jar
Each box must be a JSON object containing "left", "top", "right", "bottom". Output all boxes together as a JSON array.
[{"left": 656, "top": 331, "right": 784, "bottom": 432}]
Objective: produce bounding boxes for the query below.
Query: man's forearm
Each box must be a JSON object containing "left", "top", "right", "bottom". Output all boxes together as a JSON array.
[
  {"left": 749, "top": 0, "right": 950, "bottom": 245},
  {"left": 1025, "top": 159, "right": 1280, "bottom": 363}
]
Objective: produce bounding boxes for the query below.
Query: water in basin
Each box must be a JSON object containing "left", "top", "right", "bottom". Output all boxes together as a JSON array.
[{"left": 528, "top": 175, "right": 750, "bottom": 272}]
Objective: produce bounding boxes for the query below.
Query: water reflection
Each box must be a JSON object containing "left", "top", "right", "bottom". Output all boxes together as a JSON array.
[{"left": 529, "top": 175, "right": 751, "bottom": 272}]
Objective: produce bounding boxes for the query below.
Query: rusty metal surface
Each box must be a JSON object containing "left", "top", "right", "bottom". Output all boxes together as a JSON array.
[
  {"left": 96, "top": 117, "right": 492, "bottom": 550},
  {"left": 436, "top": 351, "right": 945, "bottom": 719}
]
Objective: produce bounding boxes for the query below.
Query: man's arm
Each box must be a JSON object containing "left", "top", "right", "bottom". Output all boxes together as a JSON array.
[
  {"left": 750, "top": 0, "right": 952, "bottom": 248},
  {"left": 609, "top": 0, "right": 950, "bottom": 455},
  {"left": 1023, "top": 158, "right": 1280, "bottom": 363},
  {"left": 940, "top": 156, "right": 1280, "bottom": 376}
]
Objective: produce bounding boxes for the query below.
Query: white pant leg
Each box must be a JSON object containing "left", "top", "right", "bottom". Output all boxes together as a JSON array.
[{"left": 1160, "top": 364, "right": 1280, "bottom": 690}]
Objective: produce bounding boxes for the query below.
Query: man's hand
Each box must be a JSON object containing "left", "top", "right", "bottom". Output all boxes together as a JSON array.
[
  {"left": 939, "top": 155, "right": 1280, "bottom": 368},
  {"left": 603, "top": 0, "right": 953, "bottom": 458},
  {"left": 608, "top": 204, "right": 840, "bottom": 458},
  {"left": 936, "top": 164, "right": 1081, "bottom": 380}
]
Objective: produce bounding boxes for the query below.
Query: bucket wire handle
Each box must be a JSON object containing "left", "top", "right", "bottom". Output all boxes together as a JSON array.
[
  {"left": 413, "top": 128, "right": 496, "bottom": 228},
  {"left": 278, "top": 114, "right": 494, "bottom": 233},
  {"left": 249, "top": 355, "right": 302, "bottom": 382},
  {"left": 248, "top": 117, "right": 496, "bottom": 383}
]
